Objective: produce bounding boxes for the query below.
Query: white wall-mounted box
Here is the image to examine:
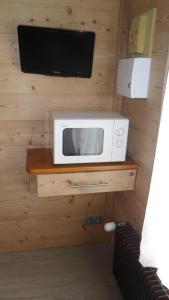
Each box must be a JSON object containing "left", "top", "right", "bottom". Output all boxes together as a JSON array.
[{"left": 117, "top": 58, "right": 152, "bottom": 99}]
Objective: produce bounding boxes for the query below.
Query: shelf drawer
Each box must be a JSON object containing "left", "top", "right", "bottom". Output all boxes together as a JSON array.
[{"left": 37, "top": 169, "right": 136, "bottom": 197}]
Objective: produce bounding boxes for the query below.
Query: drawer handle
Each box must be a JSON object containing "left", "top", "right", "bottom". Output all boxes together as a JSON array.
[
  {"left": 66, "top": 182, "right": 110, "bottom": 189},
  {"left": 97, "top": 182, "right": 110, "bottom": 186}
]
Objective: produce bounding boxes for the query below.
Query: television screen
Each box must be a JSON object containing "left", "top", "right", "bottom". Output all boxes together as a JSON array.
[{"left": 17, "top": 25, "right": 95, "bottom": 78}]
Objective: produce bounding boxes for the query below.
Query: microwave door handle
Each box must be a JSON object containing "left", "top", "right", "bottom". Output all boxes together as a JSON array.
[{"left": 66, "top": 182, "right": 110, "bottom": 189}]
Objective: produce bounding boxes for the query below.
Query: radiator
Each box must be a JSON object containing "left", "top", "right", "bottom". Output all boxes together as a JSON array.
[{"left": 113, "top": 223, "right": 169, "bottom": 300}]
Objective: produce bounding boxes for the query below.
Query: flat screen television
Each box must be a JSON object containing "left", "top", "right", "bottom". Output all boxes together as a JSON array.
[{"left": 17, "top": 25, "right": 95, "bottom": 78}]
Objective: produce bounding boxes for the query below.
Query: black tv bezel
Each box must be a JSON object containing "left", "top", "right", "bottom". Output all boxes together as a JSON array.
[{"left": 17, "top": 25, "right": 96, "bottom": 78}]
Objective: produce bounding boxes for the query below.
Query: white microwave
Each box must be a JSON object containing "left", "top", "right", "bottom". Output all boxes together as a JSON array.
[{"left": 50, "top": 111, "right": 129, "bottom": 164}]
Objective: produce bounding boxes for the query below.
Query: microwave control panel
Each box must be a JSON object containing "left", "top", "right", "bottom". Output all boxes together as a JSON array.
[
  {"left": 116, "top": 127, "right": 125, "bottom": 137},
  {"left": 112, "top": 120, "right": 129, "bottom": 161}
]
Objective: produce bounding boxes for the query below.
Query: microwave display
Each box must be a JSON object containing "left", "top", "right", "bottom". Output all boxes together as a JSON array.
[{"left": 63, "top": 128, "right": 104, "bottom": 156}]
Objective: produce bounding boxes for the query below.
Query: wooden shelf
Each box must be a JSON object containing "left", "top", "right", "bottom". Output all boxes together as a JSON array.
[
  {"left": 27, "top": 149, "right": 138, "bottom": 197},
  {"left": 27, "top": 148, "right": 139, "bottom": 175}
]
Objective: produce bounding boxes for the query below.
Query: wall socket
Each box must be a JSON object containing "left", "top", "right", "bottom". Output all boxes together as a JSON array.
[
  {"left": 84, "top": 215, "right": 103, "bottom": 225},
  {"left": 93, "top": 215, "right": 103, "bottom": 224}
]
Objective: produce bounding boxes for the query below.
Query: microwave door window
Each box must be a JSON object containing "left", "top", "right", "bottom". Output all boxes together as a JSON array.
[{"left": 63, "top": 128, "right": 104, "bottom": 156}]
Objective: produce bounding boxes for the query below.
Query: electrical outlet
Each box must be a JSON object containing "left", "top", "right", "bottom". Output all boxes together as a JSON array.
[
  {"left": 84, "top": 215, "right": 103, "bottom": 225},
  {"left": 93, "top": 215, "right": 103, "bottom": 224},
  {"left": 84, "top": 216, "right": 94, "bottom": 225}
]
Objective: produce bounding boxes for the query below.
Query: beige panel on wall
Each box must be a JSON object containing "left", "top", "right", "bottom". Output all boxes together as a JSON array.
[
  {"left": 0, "top": 0, "right": 120, "bottom": 251},
  {"left": 110, "top": 0, "right": 169, "bottom": 232}
]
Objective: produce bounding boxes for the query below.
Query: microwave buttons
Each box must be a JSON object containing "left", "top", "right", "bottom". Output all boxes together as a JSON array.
[
  {"left": 116, "top": 128, "right": 125, "bottom": 136},
  {"left": 115, "top": 139, "right": 123, "bottom": 148}
]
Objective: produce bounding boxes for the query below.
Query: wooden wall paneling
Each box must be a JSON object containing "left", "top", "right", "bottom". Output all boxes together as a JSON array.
[
  {"left": 0, "top": 121, "right": 48, "bottom": 146},
  {"left": 105, "top": 192, "right": 129, "bottom": 223},
  {"left": 106, "top": 0, "right": 169, "bottom": 232},
  {"left": 0, "top": 193, "right": 106, "bottom": 222},
  {"left": 0, "top": 95, "right": 114, "bottom": 121},
  {"left": 105, "top": 191, "right": 146, "bottom": 232},
  {"left": 0, "top": 218, "right": 109, "bottom": 252},
  {"left": 0, "top": 193, "right": 111, "bottom": 251},
  {"left": 127, "top": 127, "right": 158, "bottom": 171},
  {"left": 0, "top": 0, "right": 120, "bottom": 251},
  {"left": 0, "top": 59, "right": 116, "bottom": 95},
  {"left": 0, "top": 1, "right": 119, "bottom": 35},
  {"left": 112, "top": 0, "right": 130, "bottom": 113},
  {"left": 3, "top": 0, "right": 120, "bottom": 11}
]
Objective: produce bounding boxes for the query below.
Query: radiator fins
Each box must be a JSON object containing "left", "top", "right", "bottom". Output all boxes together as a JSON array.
[{"left": 113, "top": 223, "right": 169, "bottom": 300}]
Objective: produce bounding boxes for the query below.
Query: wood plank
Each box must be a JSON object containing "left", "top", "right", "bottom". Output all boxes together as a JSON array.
[
  {"left": 0, "top": 187, "right": 109, "bottom": 250},
  {"left": 127, "top": 127, "right": 157, "bottom": 170},
  {"left": 0, "top": 121, "right": 48, "bottom": 146},
  {"left": 27, "top": 148, "right": 139, "bottom": 175},
  {"left": 0, "top": 62, "right": 115, "bottom": 96},
  {"left": 0, "top": 193, "right": 106, "bottom": 222},
  {"left": 0, "top": 218, "right": 110, "bottom": 251},
  {"left": 0, "top": 1, "right": 120, "bottom": 40},
  {"left": 105, "top": 191, "right": 145, "bottom": 233},
  {"left": 112, "top": 0, "right": 130, "bottom": 113},
  {"left": 1, "top": 0, "right": 120, "bottom": 12},
  {"left": 0, "top": 95, "right": 114, "bottom": 121}
]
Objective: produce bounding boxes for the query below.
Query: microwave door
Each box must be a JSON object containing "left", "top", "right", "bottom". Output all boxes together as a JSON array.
[
  {"left": 80, "top": 128, "right": 104, "bottom": 156},
  {"left": 63, "top": 128, "right": 104, "bottom": 156},
  {"left": 54, "top": 120, "right": 113, "bottom": 164}
]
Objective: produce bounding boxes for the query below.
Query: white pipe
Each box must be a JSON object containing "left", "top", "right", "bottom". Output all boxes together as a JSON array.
[
  {"left": 104, "top": 221, "right": 126, "bottom": 232},
  {"left": 104, "top": 222, "right": 116, "bottom": 232}
]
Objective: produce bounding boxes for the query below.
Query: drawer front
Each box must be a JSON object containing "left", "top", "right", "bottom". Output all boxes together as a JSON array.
[{"left": 37, "top": 169, "right": 136, "bottom": 197}]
